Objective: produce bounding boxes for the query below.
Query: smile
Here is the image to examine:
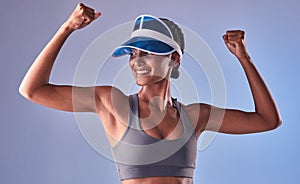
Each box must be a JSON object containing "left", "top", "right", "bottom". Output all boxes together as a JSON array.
[{"left": 136, "top": 69, "right": 151, "bottom": 76}]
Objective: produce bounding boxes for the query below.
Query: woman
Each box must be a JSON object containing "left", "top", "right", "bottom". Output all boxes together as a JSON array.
[{"left": 19, "top": 3, "right": 282, "bottom": 184}]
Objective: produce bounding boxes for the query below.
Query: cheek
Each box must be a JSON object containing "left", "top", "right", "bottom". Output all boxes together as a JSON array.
[
  {"left": 153, "top": 64, "right": 171, "bottom": 77},
  {"left": 128, "top": 59, "right": 134, "bottom": 69},
  {"left": 156, "top": 58, "right": 171, "bottom": 71}
]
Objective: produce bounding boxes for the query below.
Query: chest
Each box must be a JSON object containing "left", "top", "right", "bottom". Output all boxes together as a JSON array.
[{"left": 138, "top": 104, "right": 184, "bottom": 140}]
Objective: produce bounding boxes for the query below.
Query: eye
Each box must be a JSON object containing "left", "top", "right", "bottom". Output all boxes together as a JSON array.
[
  {"left": 129, "top": 50, "right": 137, "bottom": 57},
  {"left": 144, "top": 51, "right": 151, "bottom": 56},
  {"left": 142, "top": 50, "right": 154, "bottom": 57}
]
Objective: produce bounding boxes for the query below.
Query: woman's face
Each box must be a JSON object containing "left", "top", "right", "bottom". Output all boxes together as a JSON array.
[{"left": 129, "top": 49, "right": 174, "bottom": 86}]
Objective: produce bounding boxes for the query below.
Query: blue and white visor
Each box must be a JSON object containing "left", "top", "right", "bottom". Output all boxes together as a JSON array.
[{"left": 112, "top": 15, "right": 183, "bottom": 58}]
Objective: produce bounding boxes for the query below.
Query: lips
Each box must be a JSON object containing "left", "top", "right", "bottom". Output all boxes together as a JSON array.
[{"left": 135, "top": 69, "right": 151, "bottom": 76}]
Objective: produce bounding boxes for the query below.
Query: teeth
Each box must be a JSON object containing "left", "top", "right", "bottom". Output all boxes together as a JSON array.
[{"left": 136, "top": 70, "right": 150, "bottom": 75}]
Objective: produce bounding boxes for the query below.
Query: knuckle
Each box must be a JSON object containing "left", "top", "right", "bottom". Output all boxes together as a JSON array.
[{"left": 77, "top": 3, "right": 83, "bottom": 9}]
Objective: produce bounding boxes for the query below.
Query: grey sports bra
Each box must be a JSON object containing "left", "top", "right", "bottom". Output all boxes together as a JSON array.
[{"left": 112, "top": 94, "right": 197, "bottom": 180}]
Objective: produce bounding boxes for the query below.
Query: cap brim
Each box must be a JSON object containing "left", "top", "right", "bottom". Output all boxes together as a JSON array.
[{"left": 112, "top": 37, "right": 175, "bottom": 57}]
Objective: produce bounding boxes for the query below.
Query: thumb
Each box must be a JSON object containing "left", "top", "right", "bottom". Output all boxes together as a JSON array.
[
  {"left": 94, "top": 12, "right": 102, "bottom": 20},
  {"left": 223, "top": 35, "right": 231, "bottom": 48},
  {"left": 222, "top": 34, "right": 236, "bottom": 53},
  {"left": 222, "top": 34, "right": 230, "bottom": 45}
]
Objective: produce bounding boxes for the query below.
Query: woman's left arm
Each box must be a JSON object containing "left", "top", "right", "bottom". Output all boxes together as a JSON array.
[{"left": 191, "top": 30, "right": 282, "bottom": 135}]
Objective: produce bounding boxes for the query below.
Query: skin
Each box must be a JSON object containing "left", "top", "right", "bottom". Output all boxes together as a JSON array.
[{"left": 19, "top": 3, "right": 282, "bottom": 184}]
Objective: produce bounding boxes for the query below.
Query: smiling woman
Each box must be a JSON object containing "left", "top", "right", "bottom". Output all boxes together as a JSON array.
[
  {"left": 18, "top": 2, "right": 282, "bottom": 184},
  {"left": 128, "top": 49, "right": 175, "bottom": 87}
]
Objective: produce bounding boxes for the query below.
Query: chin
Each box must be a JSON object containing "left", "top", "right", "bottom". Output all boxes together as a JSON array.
[
  {"left": 134, "top": 76, "right": 151, "bottom": 86},
  {"left": 134, "top": 75, "right": 166, "bottom": 86},
  {"left": 135, "top": 80, "right": 148, "bottom": 86}
]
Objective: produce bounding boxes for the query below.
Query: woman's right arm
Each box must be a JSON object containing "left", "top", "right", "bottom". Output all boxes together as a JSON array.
[{"left": 19, "top": 3, "right": 105, "bottom": 112}]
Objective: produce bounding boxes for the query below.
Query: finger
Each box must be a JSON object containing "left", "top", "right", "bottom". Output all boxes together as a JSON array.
[
  {"left": 80, "top": 3, "right": 97, "bottom": 15},
  {"left": 228, "top": 36, "right": 243, "bottom": 43},
  {"left": 82, "top": 12, "right": 99, "bottom": 24},
  {"left": 82, "top": 5, "right": 101, "bottom": 21},
  {"left": 227, "top": 33, "right": 244, "bottom": 40},
  {"left": 223, "top": 34, "right": 232, "bottom": 47},
  {"left": 222, "top": 34, "right": 228, "bottom": 42},
  {"left": 77, "top": 3, "right": 86, "bottom": 11},
  {"left": 226, "top": 30, "right": 245, "bottom": 40},
  {"left": 84, "top": 12, "right": 94, "bottom": 21},
  {"left": 85, "top": 9, "right": 95, "bottom": 17},
  {"left": 223, "top": 34, "right": 235, "bottom": 49},
  {"left": 226, "top": 30, "right": 244, "bottom": 37},
  {"left": 83, "top": 15, "right": 93, "bottom": 24},
  {"left": 226, "top": 30, "right": 244, "bottom": 35},
  {"left": 84, "top": 5, "right": 95, "bottom": 13},
  {"left": 82, "top": 11, "right": 95, "bottom": 23}
]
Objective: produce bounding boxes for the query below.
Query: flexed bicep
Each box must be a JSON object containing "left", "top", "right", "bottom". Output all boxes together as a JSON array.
[
  {"left": 19, "top": 3, "right": 103, "bottom": 112},
  {"left": 205, "top": 106, "right": 279, "bottom": 134},
  {"left": 28, "top": 84, "right": 98, "bottom": 112},
  {"left": 200, "top": 30, "right": 282, "bottom": 134},
  {"left": 25, "top": 84, "right": 126, "bottom": 114}
]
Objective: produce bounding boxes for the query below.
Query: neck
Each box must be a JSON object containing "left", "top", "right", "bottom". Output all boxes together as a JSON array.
[{"left": 138, "top": 79, "right": 173, "bottom": 111}]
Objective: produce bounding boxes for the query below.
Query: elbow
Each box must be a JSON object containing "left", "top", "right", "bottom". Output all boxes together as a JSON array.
[
  {"left": 273, "top": 111, "right": 283, "bottom": 129},
  {"left": 267, "top": 116, "right": 282, "bottom": 131},
  {"left": 19, "top": 86, "right": 31, "bottom": 100},
  {"left": 274, "top": 117, "right": 282, "bottom": 129},
  {"left": 256, "top": 109, "right": 282, "bottom": 131},
  {"left": 19, "top": 84, "right": 35, "bottom": 101}
]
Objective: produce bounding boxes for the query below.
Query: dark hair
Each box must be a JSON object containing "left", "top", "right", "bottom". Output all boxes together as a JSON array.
[{"left": 160, "top": 18, "right": 185, "bottom": 79}]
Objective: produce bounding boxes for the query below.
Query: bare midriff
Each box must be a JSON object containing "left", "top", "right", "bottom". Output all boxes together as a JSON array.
[{"left": 121, "top": 177, "right": 193, "bottom": 184}]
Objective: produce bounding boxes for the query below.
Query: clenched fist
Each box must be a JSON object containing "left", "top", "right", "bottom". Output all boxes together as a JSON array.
[
  {"left": 223, "top": 30, "right": 249, "bottom": 60},
  {"left": 65, "top": 3, "right": 101, "bottom": 31}
]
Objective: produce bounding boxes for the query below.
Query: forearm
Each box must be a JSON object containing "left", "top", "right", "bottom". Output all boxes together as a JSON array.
[
  {"left": 19, "top": 24, "right": 73, "bottom": 98},
  {"left": 238, "top": 55, "right": 282, "bottom": 128}
]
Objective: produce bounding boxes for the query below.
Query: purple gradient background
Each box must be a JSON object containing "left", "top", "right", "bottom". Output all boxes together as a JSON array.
[{"left": 1, "top": 0, "right": 299, "bottom": 183}]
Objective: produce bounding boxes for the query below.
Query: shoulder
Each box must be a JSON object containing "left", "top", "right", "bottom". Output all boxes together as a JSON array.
[
  {"left": 94, "top": 86, "right": 128, "bottom": 102},
  {"left": 94, "top": 86, "right": 129, "bottom": 114},
  {"left": 184, "top": 102, "right": 211, "bottom": 111},
  {"left": 181, "top": 102, "right": 212, "bottom": 136},
  {"left": 182, "top": 102, "right": 212, "bottom": 117}
]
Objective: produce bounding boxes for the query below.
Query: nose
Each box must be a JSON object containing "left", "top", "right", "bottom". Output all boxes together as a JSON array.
[{"left": 133, "top": 50, "right": 146, "bottom": 66}]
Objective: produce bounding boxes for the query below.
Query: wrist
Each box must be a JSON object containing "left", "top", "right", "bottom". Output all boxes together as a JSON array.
[
  {"left": 236, "top": 51, "right": 251, "bottom": 61},
  {"left": 59, "top": 22, "right": 76, "bottom": 35},
  {"left": 238, "top": 54, "right": 253, "bottom": 65}
]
